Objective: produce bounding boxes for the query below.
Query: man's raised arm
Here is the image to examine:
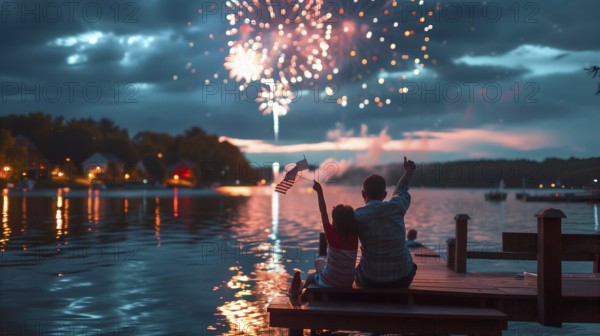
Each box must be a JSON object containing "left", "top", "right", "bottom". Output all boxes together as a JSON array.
[
  {"left": 396, "top": 156, "right": 416, "bottom": 189},
  {"left": 391, "top": 156, "right": 416, "bottom": 212}
]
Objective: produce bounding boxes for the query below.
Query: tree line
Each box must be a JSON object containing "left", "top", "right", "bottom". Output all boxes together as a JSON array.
[
  {"left": 338, "top": 158, "right": 600, "bottom": 189},
  {"left": 0, "top": 113, "right": 256, "bottom": 185}
]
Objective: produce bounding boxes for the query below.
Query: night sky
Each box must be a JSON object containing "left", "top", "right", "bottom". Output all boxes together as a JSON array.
[{"left": 1, "top": 0, "right": 598, "bottom": 165}]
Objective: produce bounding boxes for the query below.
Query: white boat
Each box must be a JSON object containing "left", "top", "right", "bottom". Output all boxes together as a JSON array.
[{"left": 485, "top": 180, "right": 507, "bottom": 201}]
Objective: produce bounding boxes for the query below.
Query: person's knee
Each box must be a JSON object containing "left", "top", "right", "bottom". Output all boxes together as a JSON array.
[
  {"left": 304, "top": 272, "right": 316, "bottom": 287},
  {"left": 314, "top": 256, "right": 327, "bottom": 271}
]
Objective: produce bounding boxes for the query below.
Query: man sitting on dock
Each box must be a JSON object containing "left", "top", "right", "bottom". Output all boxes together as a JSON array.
[{"left": 354, "top": 157, "right": 417, "bottom": 288}]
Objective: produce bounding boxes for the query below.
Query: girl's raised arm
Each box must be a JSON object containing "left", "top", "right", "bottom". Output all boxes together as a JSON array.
[{"left": 313, "top": 181, "right": 331, "bottom": 230}]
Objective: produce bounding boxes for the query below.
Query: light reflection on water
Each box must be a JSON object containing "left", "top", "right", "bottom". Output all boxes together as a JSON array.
[
  {"left": 0, "top": 187, "right": 598, "bottom": 335},
  {"left": 1, "top": 190, "right": 10, "bottom": 251},
  {"left": 595, "top": 204, "right": 599, "bottom": 232},
  {"left": 216, "top": 190, "right": 288, "bottom": 335}
]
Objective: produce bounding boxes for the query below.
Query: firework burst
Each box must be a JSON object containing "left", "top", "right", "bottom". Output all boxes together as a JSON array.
[
  {"left": 203, "top": 0, "right": 435, "bottom": 140},
  {"left": 225, "top": 0, "right": 335, "bottom": 85},
  {"left": 224, "top": 44, "right": 265, "bottom": 83}
]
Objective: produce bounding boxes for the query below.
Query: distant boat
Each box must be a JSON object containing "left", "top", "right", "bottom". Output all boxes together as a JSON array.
[
  {"left": 515, "top": 192, "right": 527, "bottom": 200},
  {"left": 485, "top": 180, "right": 507, "bottom": 201},
  {"left": 485, "top": 191, "right": 507, "bottom": 201},
  {"left": 515, "top": 191, "right": 529, "bottom": 200}
]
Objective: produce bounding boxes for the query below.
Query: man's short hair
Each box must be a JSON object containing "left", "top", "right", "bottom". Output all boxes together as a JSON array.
[{"left": 362, "top": 174, "right": 387, "bottom": 200}]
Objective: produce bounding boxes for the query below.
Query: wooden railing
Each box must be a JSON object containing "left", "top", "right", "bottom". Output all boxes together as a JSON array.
[{"left": 446, "top": 208, "right": 600, "bottom": 327}]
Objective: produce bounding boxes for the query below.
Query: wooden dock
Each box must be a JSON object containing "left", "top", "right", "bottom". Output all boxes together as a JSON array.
[
  {"left": 306, "top": 248, "right": 600, "bottom": 322},
  {"left": 268, "top": 208, "right": 600, "bottom": 335}
]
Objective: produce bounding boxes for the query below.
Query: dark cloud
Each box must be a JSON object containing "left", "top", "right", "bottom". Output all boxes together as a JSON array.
[{"left": 1, "top": 0, "right": 599, "bottom": 161}]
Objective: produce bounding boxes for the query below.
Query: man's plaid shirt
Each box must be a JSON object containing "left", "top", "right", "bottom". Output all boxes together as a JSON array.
[{"left": 355, "top": 185, "right": 414, "bottom": 283}]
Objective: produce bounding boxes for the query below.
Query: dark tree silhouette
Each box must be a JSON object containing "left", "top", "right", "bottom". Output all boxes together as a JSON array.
[
  {"left": 584, "top": 66, "right": 600, "bottom": 95},
  {"left": 584, "top": 66, "right": 600, "bottom": 78}
]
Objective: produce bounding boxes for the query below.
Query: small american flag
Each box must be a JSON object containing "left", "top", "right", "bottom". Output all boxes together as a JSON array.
[{"left": 275, "top": 158, "right": 309, "bottom": 194}]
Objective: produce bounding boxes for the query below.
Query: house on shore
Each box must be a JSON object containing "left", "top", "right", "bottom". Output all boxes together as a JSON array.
[
  {"left": 167, "top": 160, "right": 197, "bottom": 186},
  {"left": 83, "top": 152, "right": 124, "bottom": 180},
  {"left": 1, "top": 135, "right": 49, "bottom": 183},
  {"left": 14, "top": 135, "right": 50, "bottom": 173}
]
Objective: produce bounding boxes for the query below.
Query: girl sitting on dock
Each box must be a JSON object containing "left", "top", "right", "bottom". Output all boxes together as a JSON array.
[{"left": 289, "top": 181, "right": 359, "bottom": 302}]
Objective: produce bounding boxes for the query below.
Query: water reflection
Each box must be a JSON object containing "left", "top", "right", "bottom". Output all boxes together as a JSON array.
[
  {"left": 2, "top": 187, "right": 598, "bottom": 335},
  {"left": 21, "top": 194, "right": 27, "bottom": 234},
  {"left": 173, "top": 188, "right": 179, "bottom": 219},
  {"left": 155, "top": 197, "right": 161, "bottom": 247},
  {"left": 87, "top": 188, "right": 93, "bottom": 224},
  {"left": 55, "top": 189, "right": 71, "bottom": 242},
  {"left": 141, "top": 191, "right": 147, "bottom": 224},
  {"left": 94, "top": 190, "right": 100, "bottom": 224},
  {"left": 56, "top": 189, "right": 64, "bottom": 238},
  {"left": 216, "top": 188, "right": 287, "bottom": 335},
  {"left": 86, "top": 188, "right": 101, "bottom": 225},
  {"left": 594, "top": 204, "right": 599, "bottom": 232},
  {"left": 498, "top": 200, "right": 505, "bottom": 224},
  {"left": 253, "top": 190, "right": 288, "bottom": 335},
  {"left": 1, "top": 189, "right": 10, "bottom": 251},
  {"left": 270, "top": 191, "right": 280, "bottom": 265},
  {"left": 64, "top": 198, "right": 70, "bottom": 239}
]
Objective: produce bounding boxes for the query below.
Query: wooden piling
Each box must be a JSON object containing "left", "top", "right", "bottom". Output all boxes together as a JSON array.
[
  {"left": 535, "top": 208, "right": 565, "bottom": 327},
  {"left": 454, "top": 214, "right": 470, "bottom": 273},
  {"left": 446, "top": 238, "right": 455, "bottom": 270}
]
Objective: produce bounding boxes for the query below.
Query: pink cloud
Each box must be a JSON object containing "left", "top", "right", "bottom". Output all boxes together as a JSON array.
[
  {"left": 221, "top": 128, "right": 557, "bottom": 163},
  {"left": 399, "top": 129, "right": 556, "bottom": 152}
]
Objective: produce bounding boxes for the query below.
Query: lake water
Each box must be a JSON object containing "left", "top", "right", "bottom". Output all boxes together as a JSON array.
[{"left": 1, "top": 186, "right": 599, "bottom": 335}]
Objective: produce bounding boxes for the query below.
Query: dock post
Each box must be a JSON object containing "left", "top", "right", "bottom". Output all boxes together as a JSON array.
[
  {"left": 318, "top": 232, "right": 327, "bottom": 257},
  {"left": 454, "top": 214, "right": 470, "bottom": 273},
  {"left": 535, "top": 208, "right": 565, "bottom": 327},
  {"left": 446, "top": 238, "right": 455, "bottom": 269}
]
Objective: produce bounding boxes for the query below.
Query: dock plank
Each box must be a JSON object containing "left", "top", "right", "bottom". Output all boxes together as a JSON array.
[{"left": 268, "top": 295, "right": 508, "bottom": 335}]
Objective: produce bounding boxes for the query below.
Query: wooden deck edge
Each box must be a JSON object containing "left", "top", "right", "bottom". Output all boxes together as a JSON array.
[{"left": 268, "top": 295, "right": 508, "bottom": 335}]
